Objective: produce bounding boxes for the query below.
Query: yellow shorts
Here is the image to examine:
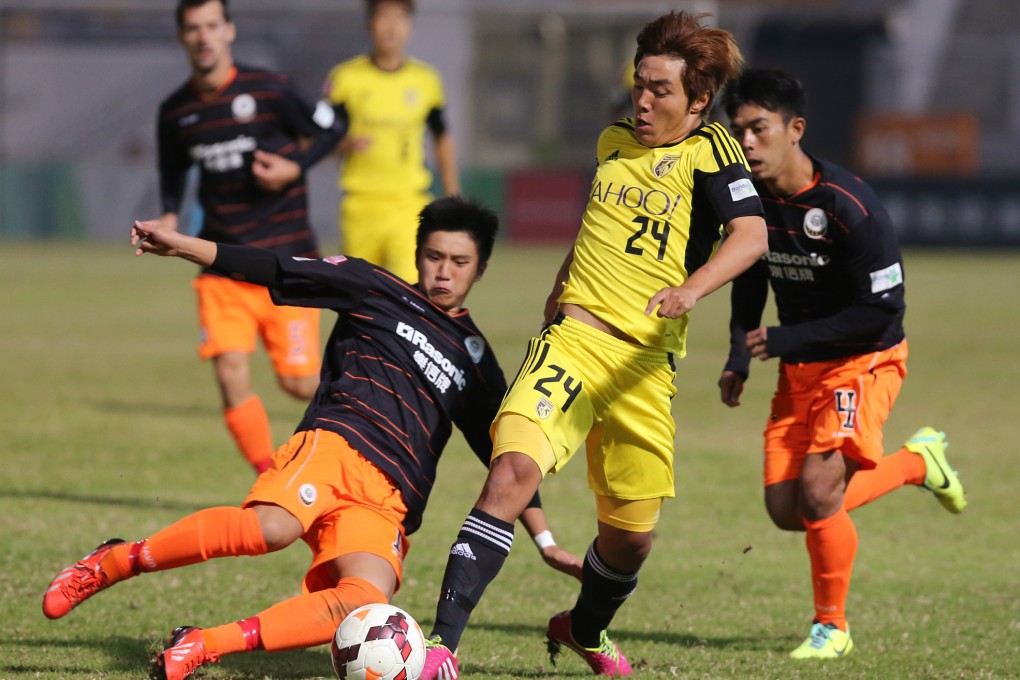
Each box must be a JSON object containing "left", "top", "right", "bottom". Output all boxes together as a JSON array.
[
  {"left": 340, "top": 192, "right": 431, "bottom": 283},
  {"left": 494, "top": 315, "right": 677, "bottom": 502},
  {"left": 193, "top": 274, "right": 320, "bottom": 378},
  {"left": 244, "top": 429, "right": 410, "bottom": 594},
  {"left": 763, "top": 340, "right": 908, "bottom": 486}
]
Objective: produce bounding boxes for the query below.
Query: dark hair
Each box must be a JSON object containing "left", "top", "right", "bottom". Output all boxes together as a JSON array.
[
  {"left": 366, "top": 0, "right": 414, "bottom": 19},
  {"left": 176, "top": 0, "right": 230, "bottom": 29},
  {"left": 634, "top": 11, "right": 743, "bottom": 112},
  {"left": 721, "top": 68, "right": 808, "bottom": 122},
  {"left": 416, "top": 196, "right": 499, "bottom": 266}
]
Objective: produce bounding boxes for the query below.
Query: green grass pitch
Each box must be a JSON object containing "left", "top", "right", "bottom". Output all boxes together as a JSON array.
[{"left": 1, "top": 241, "right": 1017, "bottom": 678}]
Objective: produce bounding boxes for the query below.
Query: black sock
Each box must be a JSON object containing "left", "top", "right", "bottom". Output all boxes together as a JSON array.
[
  {"left": 569, "top": 541, "right": 638, "bottom": 648},
  {"left": 430, "top": 508, "right": 514, "bottom": 652}
]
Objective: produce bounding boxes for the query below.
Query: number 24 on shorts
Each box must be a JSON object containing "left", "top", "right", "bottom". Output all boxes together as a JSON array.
[{"left": 533, "top": 362, "right": 582, "bottom": 413}]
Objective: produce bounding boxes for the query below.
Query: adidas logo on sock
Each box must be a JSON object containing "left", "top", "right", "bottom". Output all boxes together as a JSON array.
[{"left": 450, "top": 542, "right": 476, "bottom": 560}]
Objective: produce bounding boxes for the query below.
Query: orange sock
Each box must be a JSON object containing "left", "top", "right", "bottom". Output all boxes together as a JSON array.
[
  {"left": 844, "top": 447, "right": 926, "bottom": 510},
  {"left": 102, "top": 507, "right": 268, "bottom": 576},
  {"left": 224, "top": 396, "right": 274, "bottom": 472},
  {"left": 245, "top": 578, "right": 387, "bottom": 653},
  {"left": 804, "top": 507, "right": 858, "bottom": 631}
]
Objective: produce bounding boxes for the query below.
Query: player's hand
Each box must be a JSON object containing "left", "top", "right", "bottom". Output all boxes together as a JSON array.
[
  {"left": 539, "top": 545, "right": 583, "bottom": 581},
  {"left": 719, "top": 370, "right": 746, "bottom": 407},
  {"left": 645, "top": 286, "right": 698, "bottom": 318},
  {"left": 745, "top": 327, "right": 771, "bottom": 360},
  {"left": 252, "top": 149, "right": 301, "bottom": 192},
  {"left": 131, "top": 219, "right": 183, "bottom": 257}
]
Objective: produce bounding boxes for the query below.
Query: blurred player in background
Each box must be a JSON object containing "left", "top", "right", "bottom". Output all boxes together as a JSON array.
[
  {"left": 153, "top": 0, "right": 347, "bottom": 474},
  {"left": 718, "top": 68, "right": 967, "bottom": 659},
  {"left": 322, "top": 0, "right": 459, "bottom": 282},
  {"left": 42, "top": 197, "right": 581, "bottom": 680},
  {"left": 420, "top": 12, "right": 767, "bottom": 679}
]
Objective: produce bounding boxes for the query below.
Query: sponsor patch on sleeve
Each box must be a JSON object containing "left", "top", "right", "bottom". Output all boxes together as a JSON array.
[
  {"left": 313, "top": 100, "right": 336, "bottom": 129},
  {"left": 728, "top": 178, "right": 758, "bottom": 202},
  {"left": 323, "top": 255, "right": 348, "bottom": 266},
  {"left": 870, "top": 262, "right": 903, "bottom": 293}
]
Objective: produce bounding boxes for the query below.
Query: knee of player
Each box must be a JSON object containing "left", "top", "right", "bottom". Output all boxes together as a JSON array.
[
  {"left": 478, "top": 453, "right": 542, "bottom": 511},
  {"left": 278, "top": 374, "right": 318, "bottom": 400},
  {"left": 253, "top": 505, "right": 303, "bottom": 551}
]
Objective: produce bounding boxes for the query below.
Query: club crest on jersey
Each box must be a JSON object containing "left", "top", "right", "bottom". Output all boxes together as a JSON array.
[
  {"left": 404, "top": 88, "right": 419, "bottom": 106},
  {"left": 298, "top": 483, "right": 317, "bottom": 507},
  {"left": 536, "top": 397, "right": 554, "bottom": 420},
  {"left": 653, "top": 154, "right": 681, "bottom": 178},
  {"left": 464, "top": 336, "right": 485, "bottom": 364},
  {"left": 803, "top": 208, "right": 828, "bottom": 239},
  {"left": 231, "top": 94, "right": 257, "bottom": 123}
]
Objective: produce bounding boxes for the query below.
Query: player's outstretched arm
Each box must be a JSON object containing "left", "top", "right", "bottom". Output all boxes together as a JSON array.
[
  {"left": 131, "top": 219, "right": 216, "bottom": 267},
  {"left": 519, "top": 506, "right": 583, "bottom": 581},
  {"left": 645, "top": 215, "right": 767, "bottom": 318}
]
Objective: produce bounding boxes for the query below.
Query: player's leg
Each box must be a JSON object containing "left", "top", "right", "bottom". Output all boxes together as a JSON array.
[
  {"left": 793, "top": 450, "right": 858, "bottom": 659},
  {"left": 259, "top": 295, "right": 321, "bottom": 401},
  {"left": 153, "top": 432, "right": 402, "bottom": 680},
  {"left": 42, "top": 504, "right": 292, "bottom": 620},
  {"left": 790, "top": 355, "right": 892, "bottom": 659},
  {"left": 546, "top": 501, "right": 657, "bottom": 677},
  {"left": 157, "top": 521, "right": 402, "bottom": 678},
  {"left": 195, "top": 275, "right": 274, "bottom": 472},
  {"left": 840, "top": 342, "right": 931, "bottom": 510},
  {"left": 426, "top": 326, "right": 593, "bottom": 666},
  {"left": 545, "top": 338, "right": 675, "bottom": 676},
  {"left": 427, "top": 444, "right": 545, "bottom": 653}
]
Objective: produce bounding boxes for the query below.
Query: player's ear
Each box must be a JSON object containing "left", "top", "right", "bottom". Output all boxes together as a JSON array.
[
  {"left": 789, "top": 116, "right": 806, "bottom": 143},
  {"left": 689, "top": 92, "right": 710, "bottom": 116},
  {"left": 474, "top": 262, "right": 487, "bottom": 281}
]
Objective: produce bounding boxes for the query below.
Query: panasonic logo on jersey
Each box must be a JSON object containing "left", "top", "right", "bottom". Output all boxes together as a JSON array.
[
  {"left": 764, "top": 251, "right": 830, "bottom": 267},
  {"left": 396, "top": 321, "right": 466, "bottom": 390}
]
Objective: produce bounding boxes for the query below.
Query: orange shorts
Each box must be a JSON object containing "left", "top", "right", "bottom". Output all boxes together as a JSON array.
[
  {"left": 193, "top": 274, "right": 320, "bottom": 377},
  {"left": 243, "top": 429, "right": 410, "bottom": 594},
  {"left": 762, "top": 340, "right": 908, "bottom": 486}
]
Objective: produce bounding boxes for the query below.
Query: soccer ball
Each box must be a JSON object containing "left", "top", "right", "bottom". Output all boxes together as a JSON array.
[{"left": 331, "top": 603, "right": 426, "bottom": 680}]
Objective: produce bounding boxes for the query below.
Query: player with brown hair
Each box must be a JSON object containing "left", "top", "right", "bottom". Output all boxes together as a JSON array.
[
  {"left": 718, "top": 67, "right": 967, "bottom": 659},
  {"left": 419, "top": 11, "right": 767, "bottom": 679}
]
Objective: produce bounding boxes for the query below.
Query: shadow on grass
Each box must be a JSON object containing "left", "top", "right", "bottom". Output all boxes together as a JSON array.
[
  {"left": 0, "top": 486, "right": 208, "bottom": 513},
  {"left": 91, "top": 398, "right": 214, "bottom": 419},
  {"left": 412, "top": 619, "right": 793, "bottom": 676},
  {"left": 422, "top": 618, "right": 785, "bottom": 653},
  {"left": 2, "top": 635, "right": 334, "bottom": 678}
]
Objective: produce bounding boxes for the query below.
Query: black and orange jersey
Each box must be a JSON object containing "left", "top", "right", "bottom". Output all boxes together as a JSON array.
[
  {"left": 725, "top": 153, "right": 906, "bottom": 374},
  {"left": 211, "top": 245, "right": 506, "bottom": 535},
  {"left": 157, "top": 64, "right": 345, "bottom": 261}
]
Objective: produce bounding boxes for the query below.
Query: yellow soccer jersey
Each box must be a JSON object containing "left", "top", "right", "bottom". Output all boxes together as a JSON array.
[
  {"left": 560, "top": 120, "right": 762, "bottom": 356},
  {"left": 323, "top": 55, "right": 445, "bottom": 195}
]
